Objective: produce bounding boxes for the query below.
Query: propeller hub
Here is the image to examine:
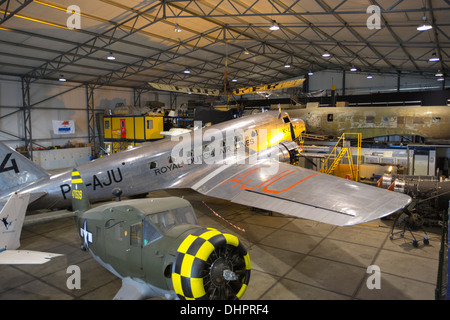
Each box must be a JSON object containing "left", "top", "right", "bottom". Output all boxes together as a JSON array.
[{"left": 210, "top": 257, "right": 233, "bottom": 286}]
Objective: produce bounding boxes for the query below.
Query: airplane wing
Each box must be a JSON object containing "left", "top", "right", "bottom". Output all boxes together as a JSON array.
[
  {"left": 0, "top": 249, "right": 62, "bottom": 264},
  {"left": 148, "top": 82, "right": 221, "bottom": 96},
  {"left": 176, "top": 159, "right": 411, "bottom": 227},
  {"left": 148, "top": 78, "right": 304, "bottom": 97},
  {"left": 232, "top": 78, "right": 305, "bottom": 96}
]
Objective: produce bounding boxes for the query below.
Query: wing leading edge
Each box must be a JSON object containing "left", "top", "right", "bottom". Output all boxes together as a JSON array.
[{"left": 180, "top": 160, "right": 411, "bottom": 227}]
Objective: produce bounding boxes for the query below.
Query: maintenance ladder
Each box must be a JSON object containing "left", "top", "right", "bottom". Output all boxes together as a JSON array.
[{"left": 319, "top": 133, "right": 361, "bottom": 182}]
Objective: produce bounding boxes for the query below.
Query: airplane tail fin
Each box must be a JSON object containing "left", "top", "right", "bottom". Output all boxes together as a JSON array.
[
  {"left": 71, "top": 169, "right": 91, "bottom": 213},
  {"left": 0, "top": 193, "right": 30, "bottom": 250},
  {"left": 0, "top": 142, "right": 49, "bottom": 197}
]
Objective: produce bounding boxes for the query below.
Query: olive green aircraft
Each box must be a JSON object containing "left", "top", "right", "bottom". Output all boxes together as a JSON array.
[
  {"left": 71, "top": 169, "right": 251, "bottom": 300},
  {"left": 289, "top": 103, "right": 450, "bottom": 141}
]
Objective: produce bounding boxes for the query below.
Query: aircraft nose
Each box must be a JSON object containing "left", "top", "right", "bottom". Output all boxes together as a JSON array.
[
  {"left": 171, "top": 228, "right": 251, "bottom": 300},
  {"left": 291, "top": 118, "right": 306, "bottom": 140}
]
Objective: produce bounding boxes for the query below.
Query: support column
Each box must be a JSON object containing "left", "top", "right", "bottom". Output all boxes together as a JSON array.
[
  {"left": 303, "top": 74, "right": 309, "bottom": 93},
  {"left": 133, "top": 87, "right": 142, "bottom": 107},
  {"left": 86, "top": 83, "right": 96, "bottom": 159},
  {"left": 21, "top": 76, "right": 33, "bottom": 160},
  {"left": 342, "top": 70, "right": 346, "bottom": 96},
  {"left": 170, "top": 92, "right": 178, "bottom": 109}
]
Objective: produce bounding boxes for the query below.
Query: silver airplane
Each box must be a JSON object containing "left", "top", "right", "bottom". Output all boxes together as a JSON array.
[{"left": 0, "top": 111, "right": 411, "bottom": 227}]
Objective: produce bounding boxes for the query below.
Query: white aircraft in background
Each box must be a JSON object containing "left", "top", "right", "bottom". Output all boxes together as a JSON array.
[{"left": 0, "top": 192, "right": 62, "bottom": 264}]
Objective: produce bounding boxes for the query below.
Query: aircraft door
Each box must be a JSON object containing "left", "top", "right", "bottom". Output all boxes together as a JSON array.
[
  {"left": 128, "top": 221, "right": 144, "bottom": 276},
  {"left": 103, "top": 209, "right": 144, "bottom": 278}
]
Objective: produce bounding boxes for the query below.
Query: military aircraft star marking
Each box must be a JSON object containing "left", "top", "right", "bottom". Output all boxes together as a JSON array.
[{"left": 80, "top": 220, "right": 93, "bottom": 248}]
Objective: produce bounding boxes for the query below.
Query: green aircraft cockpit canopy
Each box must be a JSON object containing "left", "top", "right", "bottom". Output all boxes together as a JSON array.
[
  {"left": 145, "top": 206, "right": 198, "bottom": 235},
  {"left": 113, "top": 197, "right": 199, "bottom": 247},
  {"left": 125, "top": 197, "right": 194, "bottom": 216}
]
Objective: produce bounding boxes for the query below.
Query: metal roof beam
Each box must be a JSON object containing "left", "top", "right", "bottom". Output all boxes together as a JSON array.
[
  {"left": 0, "top": 0, "right": 32, "bottom": 25},
  {"left": 429, "top": 0, "right": 447, "bottom": 72},
  {"left": 161, "top": 0, "right": 450, "bottom": 18},
  {"left": 23, "top": 1, "right": 164, "bottom": 83}
]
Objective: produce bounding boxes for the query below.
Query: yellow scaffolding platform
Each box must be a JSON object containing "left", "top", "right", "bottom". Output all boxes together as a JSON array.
[{"left": 319, "top": 133, "right": 361, "bottom": 181}]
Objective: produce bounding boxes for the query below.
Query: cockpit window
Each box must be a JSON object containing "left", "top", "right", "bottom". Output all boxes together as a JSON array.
[
  {"left": 282, "top": 116, "right": 290, "bottom": 124},
  {"left": 130, "top": 222, "right": 142, "bottom": 247},
  {"left": 145, "top": 206, "right": 198, "bottom": 235},
  {"left": 173, "top": 206, "right": 198, "bottom": 225},
  {"left": 143, "top": 219, "right": 162, "bottom": 246}
]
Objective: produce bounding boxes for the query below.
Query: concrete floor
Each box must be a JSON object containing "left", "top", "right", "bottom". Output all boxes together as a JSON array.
[{"left": 0, "top": 188, "right": 443, "bottom": 300}]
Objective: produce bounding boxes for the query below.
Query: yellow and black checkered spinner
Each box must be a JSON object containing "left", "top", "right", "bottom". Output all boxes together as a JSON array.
[{"left": 172, "top": 228, "right": 251, "bottom": 300}]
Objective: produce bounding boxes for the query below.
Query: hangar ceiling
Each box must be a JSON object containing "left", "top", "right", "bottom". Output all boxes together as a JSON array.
[{"left": 0, "top": 0, "right": 448, "bottom": 90}]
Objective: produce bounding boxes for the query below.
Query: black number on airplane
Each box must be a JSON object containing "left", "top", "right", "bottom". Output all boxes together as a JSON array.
[{"left": 0, "top": 153, "right": 19, "bottom": 174}]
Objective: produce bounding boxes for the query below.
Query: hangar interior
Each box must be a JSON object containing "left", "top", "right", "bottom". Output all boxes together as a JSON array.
[{"left": 0, "top": 0, "right": 449, "bottom": 301}]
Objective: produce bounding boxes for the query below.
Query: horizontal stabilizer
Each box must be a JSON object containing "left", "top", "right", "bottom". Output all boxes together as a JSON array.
[{"left": 0, "top": 249, "right": 62, "bottom": 264}]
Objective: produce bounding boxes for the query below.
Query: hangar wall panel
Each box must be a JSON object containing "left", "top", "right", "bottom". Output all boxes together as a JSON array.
[
  {"left": 309, "top": 70, "right": 444, "bottom": 95},
  {"left": 0, "top": 75, "right": 199, "bottom": 149}
]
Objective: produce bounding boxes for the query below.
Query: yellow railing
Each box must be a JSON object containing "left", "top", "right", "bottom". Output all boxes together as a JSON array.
[{"left": 319, "top": 133, "right": 361, "bottom": 181}]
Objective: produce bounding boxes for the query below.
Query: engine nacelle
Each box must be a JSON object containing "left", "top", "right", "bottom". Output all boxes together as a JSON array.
[{"left": 273, "top": 140, "right": 301, "bottom": 164}]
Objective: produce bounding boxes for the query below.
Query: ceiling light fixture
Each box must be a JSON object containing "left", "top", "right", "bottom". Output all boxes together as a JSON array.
[
  {"left": 308, "top": 71, "right": 314, "bottom": 76},
  {"left": 58, "top": 75, "right": 66, "bottom": 82},
  {"left": 429, "top": 53, "right": 440, "bottom": 62},
  {"left": 269, "top": 20, "right": 279, "bottom": 31},
  {"left": 350, "top": 66, "right": 357, "bottom": 72},
  {"left": 107, "top": 52, "right": 115, "bottom": 60},
  {"left": 322, "top": 50, "right": 331, "bottom": 58},
  {"left": 174, "top": 23, "right": 182, "bottom": 32},
  {"left": 367, "top": 74, "right": 373, "bottom": 79},
  {"left": 232, "top": 79, "right": 237, "bottom": 82},
  {"left": 183, "top": 69, "right": 190, "bottom": 74},
  {"left": 284, "top": 56, "right": 293, "bottom": 68},
  {"left": 435, "top": 70, "right": 444, "bottom": 77},
  {"left": 417, "top": 16, "right": 433, "bottom": 31},
  {"left": 437, "top": 77, "right": 445, "bottom": 82}
]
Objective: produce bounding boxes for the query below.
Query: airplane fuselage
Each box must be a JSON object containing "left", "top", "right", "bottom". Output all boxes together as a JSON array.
[
  {"left": 289, "top": 105, "right": 450, "bottom": 140},
  {"left": 76, "top": 198, "right": 201, "bottom": 298},
  {"left": 19, "top": 112, "right": 304, "bottom": 210}
]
